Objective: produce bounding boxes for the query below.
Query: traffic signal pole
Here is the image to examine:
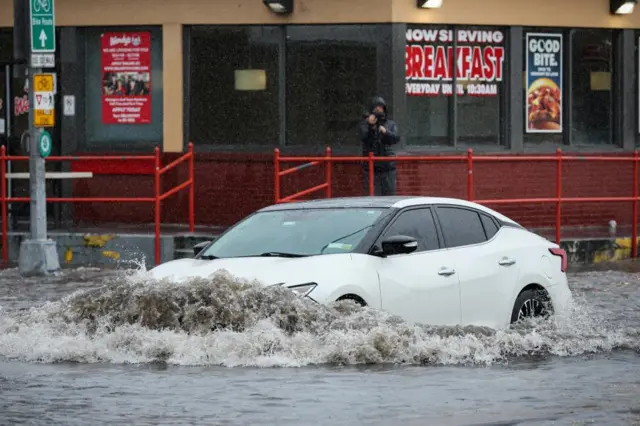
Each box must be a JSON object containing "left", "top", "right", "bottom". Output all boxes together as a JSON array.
[{"left": 14, "top": 0, "right": 60, "bottom": 275}]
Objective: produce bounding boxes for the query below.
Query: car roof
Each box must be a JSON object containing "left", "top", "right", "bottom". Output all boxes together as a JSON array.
[{"left": 258, "top": 196, "right": 519, "bottom": 225}]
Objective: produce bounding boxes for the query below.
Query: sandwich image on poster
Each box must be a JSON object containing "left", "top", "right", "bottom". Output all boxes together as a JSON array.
[{"left": 525, "top": 33, "right": 562, "bottom": 133}]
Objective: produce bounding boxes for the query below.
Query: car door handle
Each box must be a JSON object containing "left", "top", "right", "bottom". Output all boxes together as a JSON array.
[
  {"left": 438, "top": 267, "right": 456, "bottom": 276},
  {"left": 498, "top": 257, "right": 516, "bottom": 266}
]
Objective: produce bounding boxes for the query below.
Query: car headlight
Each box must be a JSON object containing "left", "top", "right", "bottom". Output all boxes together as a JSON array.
[{"left": 286, "top": 282, "right": 317, "bottom": 297}]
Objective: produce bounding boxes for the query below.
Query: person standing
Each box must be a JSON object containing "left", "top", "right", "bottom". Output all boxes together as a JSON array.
[{"left": 358, "top": 96, "right": 400, "bottom": 196}]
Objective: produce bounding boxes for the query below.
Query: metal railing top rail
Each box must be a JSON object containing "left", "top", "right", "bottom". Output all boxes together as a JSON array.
[
  {"left": 0, "top": 143, "right": 197, "bottom": 267},
  {"left": 274, "top": 147, "right": 640, "bottom": 257}
]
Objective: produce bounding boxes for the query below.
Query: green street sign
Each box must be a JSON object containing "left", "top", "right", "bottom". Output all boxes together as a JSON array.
[
  {"left": 38, "top": 130, "right": 52, "bottom": 158},
  {"left": 30, "top": 0, "right": 56, "bottom": 53}
]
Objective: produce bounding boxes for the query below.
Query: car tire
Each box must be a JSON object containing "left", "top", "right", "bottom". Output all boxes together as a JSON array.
[
  {"left": 510, "top": 288, "right": 552, "bottom": 324},
  {"left": 336, "top": 294, "right": 367, "bottom": 307}
]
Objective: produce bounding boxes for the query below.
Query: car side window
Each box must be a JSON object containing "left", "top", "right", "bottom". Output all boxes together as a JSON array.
[
  {"left": 436, "top": 206, "right": 487, "bottom": 248},
  {"left": 480, "top": 213, "right": 499, "bottom": 239},
  {"left": 381, "top": 208, "right": 440, "bottom": 252}
]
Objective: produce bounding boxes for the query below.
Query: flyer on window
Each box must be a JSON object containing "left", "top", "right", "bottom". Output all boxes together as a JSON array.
[
  {"left": 101, "top": 31, "right": 151, "bottom": 124},
  {"left": 525, "top": 33, "right": 562, "bottom": 133}
]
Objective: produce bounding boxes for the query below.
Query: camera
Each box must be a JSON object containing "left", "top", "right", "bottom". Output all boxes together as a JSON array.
[{"left": 373, "top": 110, "right": 385, "bottom": 121}]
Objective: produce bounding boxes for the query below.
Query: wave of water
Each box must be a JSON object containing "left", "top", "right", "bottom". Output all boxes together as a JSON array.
[{"left": 0, "top": 267, "right": 638, "bottom": 367}]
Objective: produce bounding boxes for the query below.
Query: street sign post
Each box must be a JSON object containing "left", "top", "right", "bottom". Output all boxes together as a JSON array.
[
  {"left": 29, "top": 0, "right": 55, "bottom": 68},
  {"left": 17, "top": 0, "right": 61, "bottom": 276}
]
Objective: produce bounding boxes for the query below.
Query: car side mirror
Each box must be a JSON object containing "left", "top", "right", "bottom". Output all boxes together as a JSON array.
[
  {"left": 380, "top": 235, "right": 418, "bottom": 256},
  {"left": 193, "top": 240, "right": 213, "bottom": 257}
]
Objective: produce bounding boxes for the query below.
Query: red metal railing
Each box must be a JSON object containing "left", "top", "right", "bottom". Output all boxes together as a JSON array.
[
  {"left": 274, "top": 147, "right": 640, "bottom": 258},
  {"left": 0, "top": 142, "right": 196, "bottom": 267}
]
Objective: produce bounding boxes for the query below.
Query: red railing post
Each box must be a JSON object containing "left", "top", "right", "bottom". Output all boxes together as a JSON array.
[
  {"left": 188, "top": 142, "right": 195, "bottom": 233},
  {"left": 325, "top": 146, "right": 332, "bottom": 198},
  {"left": 555, "top": 148, "right": 562, "bottom": 245},
  {"left": 274, "top": 148, "right": 281, "bottom": 203},
  {"left": 368, "top": 152, "right": 374, "bottom": 196},
  {"left": 1, "top": 145, "right": 6, "bottom": 267},
  {"left": 154, "top": 146, "right": 161, "bottom": 266},
  {"left": 467, "top": 148, "right": 474, "bottom": 201},
  {"left": 633, "top": 150, "right": 639, "bottom": 258}
]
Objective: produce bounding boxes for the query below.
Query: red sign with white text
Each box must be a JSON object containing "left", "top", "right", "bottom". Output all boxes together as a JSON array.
[
  {"left": 101, "top": 31, "right": 151, "bottom": 124},
  {"left": 405, "top": 28, "right": 505, "bottom": 97}
]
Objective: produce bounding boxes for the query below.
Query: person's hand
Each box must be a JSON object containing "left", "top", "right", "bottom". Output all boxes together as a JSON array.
[
  {"left": 379, "top": 126, "right": 386, "bottom": 134},
  {"left": 367, "top": 114, "right": 377, "bottom": 125}
]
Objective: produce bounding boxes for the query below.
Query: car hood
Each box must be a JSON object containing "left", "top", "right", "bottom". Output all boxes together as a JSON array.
[{"left": 147, "top": 255, "right": 347, "bottom": 286}]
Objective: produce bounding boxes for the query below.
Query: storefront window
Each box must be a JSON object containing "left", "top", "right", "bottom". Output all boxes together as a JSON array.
[
  {"left": 285, "top": 25, "right": 388, "bottom": 147},
  {"left": 187, "top": 26, "right": 280, "bottom": 147},
  {"left": 405, "top": 25, "right": 506, "bottom": 145},
  {"left": 570, "top": 29, "right": 613, "bottom": 145},
  {"left": 0, "top": 29, "right": 11, "bottom": 63},
  {"left": 84, "top": 26, "right": 163, "bottom": 146}
]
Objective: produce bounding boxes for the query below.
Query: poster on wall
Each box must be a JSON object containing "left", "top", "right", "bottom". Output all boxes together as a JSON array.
[
  {"left": 405, "top": 28, "right": 505, "bottom": 97},
  {"left": 101, "top": 31, "right": 151, "bottom": 124},
  {"left": 525, "top": 33, "right": 562, "bottom": 133}
]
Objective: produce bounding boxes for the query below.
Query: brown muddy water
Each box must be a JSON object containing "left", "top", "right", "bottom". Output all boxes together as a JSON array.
[{"left": 0, "top": 264, "right": 638, "bottom": 426}]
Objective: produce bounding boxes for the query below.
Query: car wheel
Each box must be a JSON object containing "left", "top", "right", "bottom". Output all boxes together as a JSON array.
[
  {"left": 510, "top": 287, "right": 552, "bottom": 324},
  {"left": 336, "top": 294, "right": 367, "bottom": 307}
]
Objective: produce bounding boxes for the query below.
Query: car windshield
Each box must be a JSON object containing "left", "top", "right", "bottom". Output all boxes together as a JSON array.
[{"left": 200, "top": 207, "right": 387, "bottom": 258}]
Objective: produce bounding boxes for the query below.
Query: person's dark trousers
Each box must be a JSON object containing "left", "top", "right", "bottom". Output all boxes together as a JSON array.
[{"left": 363, "top": 168, "right": 397, "bottom": 196}]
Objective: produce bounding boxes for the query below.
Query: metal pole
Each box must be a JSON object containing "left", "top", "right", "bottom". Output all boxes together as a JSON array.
[
  {"left": 154, "top": 146, "right": 161, "bottom": 266},
  {"left": 27, "top": 68, "right": 46, "bottom": 241},
  {"left": 274, "top": 148, "right": 280, "bottom": 203},
  {"left": 3, "top": 68, "right": 12, "bottom": 232},
  {"left": 188, "top": 142, "right": 194, "bottom": 232},
  {"left": 555, "top": 148, "right": 562, "bottom": 245},
  {"left": 16, "top": 0, "right": 60, "bottom": 275},
  {"left": 632, "top": 150, "right": 638, "bottom": 258}
]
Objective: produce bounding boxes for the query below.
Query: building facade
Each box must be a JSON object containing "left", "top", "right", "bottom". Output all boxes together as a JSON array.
[{"left": 1, "top": 0, "right": 639, "bottom": 229}]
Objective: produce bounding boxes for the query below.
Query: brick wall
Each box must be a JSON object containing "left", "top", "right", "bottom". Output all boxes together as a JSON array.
[{"left": 71, "top": 151, "right": 637, "bottom": 230}]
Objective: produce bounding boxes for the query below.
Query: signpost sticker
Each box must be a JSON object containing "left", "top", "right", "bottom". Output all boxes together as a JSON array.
[
  {"left": 30, "top": 0, "right": 56, "bottom": 53},
  {"left": 38, "top": 130, "right": 52, "bottom": 158},
  {"left": 33, "top": 74, "right": 55, "bottom": 127}
]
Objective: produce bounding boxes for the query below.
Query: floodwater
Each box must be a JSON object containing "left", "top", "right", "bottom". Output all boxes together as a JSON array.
[{"left": 0, "top": 263, "right": 639, "bottom": 426}]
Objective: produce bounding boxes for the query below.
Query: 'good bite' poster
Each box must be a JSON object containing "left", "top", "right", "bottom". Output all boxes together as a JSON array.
[{"left": 525, "top": 33, "right": 562, "bottom": 133}]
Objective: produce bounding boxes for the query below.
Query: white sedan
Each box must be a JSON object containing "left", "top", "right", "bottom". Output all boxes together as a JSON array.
[{"left": 149, "top": 196, "right": 573, "bottom": 329}]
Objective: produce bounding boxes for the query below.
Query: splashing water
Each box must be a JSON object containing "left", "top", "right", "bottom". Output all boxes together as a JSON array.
[{"left": 0, "top": 266, "right": 637, "bottom": 367}]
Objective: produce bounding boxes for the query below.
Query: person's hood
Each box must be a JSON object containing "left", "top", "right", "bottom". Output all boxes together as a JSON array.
[{"left": 370, "top": 96, "right": 388, "bottom": 113}]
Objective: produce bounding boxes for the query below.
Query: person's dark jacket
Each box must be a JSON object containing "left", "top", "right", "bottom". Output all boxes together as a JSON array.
[{"left": 358, "top": 97, "right": 400, "bottom": 172}]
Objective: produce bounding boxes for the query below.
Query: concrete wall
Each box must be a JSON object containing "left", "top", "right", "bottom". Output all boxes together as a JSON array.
[
  {"left": 6, "top": 232, "right": 175, "bottom": 269},
  {"left": 3, "top": 0, "right": 638, "bottom": 28}
]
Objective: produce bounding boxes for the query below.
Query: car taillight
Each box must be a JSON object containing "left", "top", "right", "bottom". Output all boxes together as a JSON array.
[{"left": 549, "top": 248, "right": 567, "bottom": 272}]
